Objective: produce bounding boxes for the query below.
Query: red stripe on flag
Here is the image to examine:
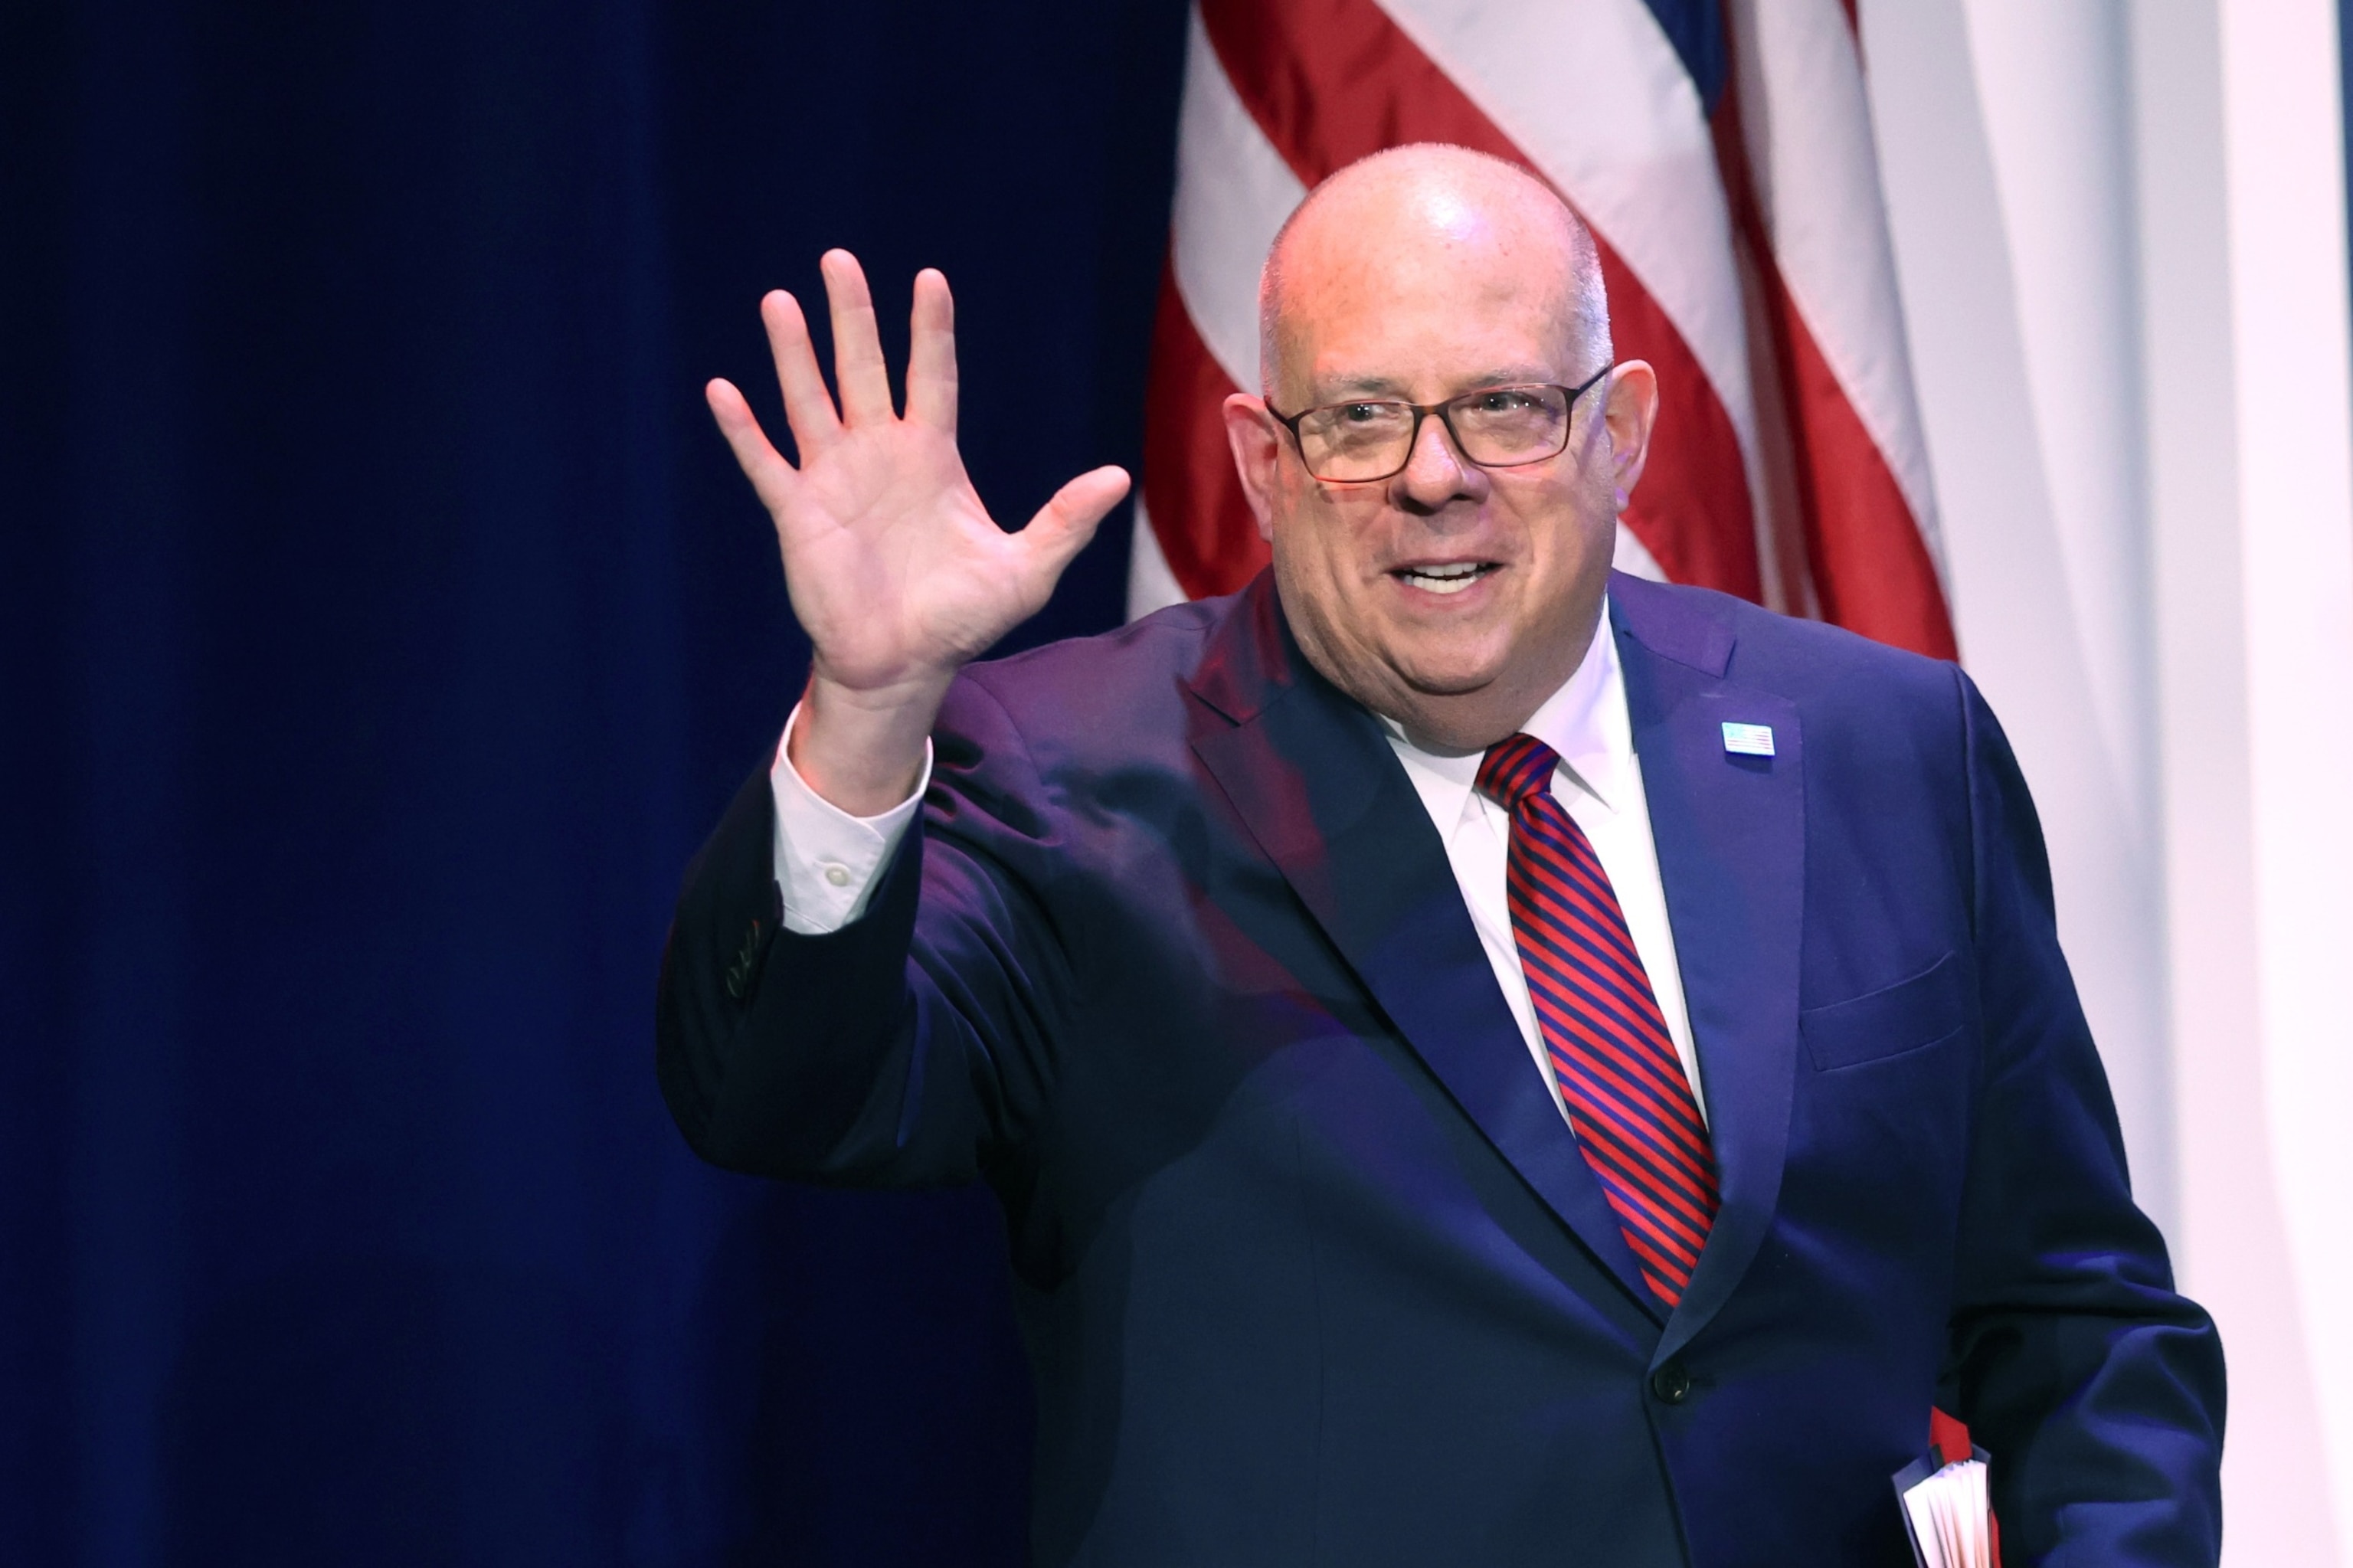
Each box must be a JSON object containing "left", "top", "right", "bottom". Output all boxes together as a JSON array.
[
  {"left": 1143, "top": 257, "right": 1271, "bottom": 599},
  {"left": 1770, "top": 297, "right": 1956, "bottom": 658},
  {"left": 1707, "top": 90, "right": 1958, "bottom": 659},
  {"left": 1193, "top": 0, "right": 1762, "bottom": 602}
]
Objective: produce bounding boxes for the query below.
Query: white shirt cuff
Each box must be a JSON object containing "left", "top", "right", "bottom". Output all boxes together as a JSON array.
[{"left": 768, "top": 701, "right": 931, "bottom": 935}]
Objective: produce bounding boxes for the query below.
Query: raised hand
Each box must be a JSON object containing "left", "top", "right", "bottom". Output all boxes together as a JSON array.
[{"left": 707, "top": 252, "right": 1130, "bottom": 813}]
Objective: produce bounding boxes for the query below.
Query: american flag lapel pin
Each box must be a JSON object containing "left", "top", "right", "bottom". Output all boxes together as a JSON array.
[{"left": 1720, "top": 722, "right": 1775, "bottom": 757}]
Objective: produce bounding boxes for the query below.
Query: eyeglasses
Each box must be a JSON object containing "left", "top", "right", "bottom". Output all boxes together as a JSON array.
[{"left": 1265, "top": 366, "right": 1612, "bottom": 484}]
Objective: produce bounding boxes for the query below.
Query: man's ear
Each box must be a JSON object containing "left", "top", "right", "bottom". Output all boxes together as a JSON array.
[
  {"left": 1222, "top": 393, "right": 1282, "bottom": 543},
  {"left": 1599, "top": 360, "right": 1661, "bottom": 511}
]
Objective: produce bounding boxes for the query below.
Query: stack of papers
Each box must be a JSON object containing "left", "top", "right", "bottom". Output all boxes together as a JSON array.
[{"left": 1896, "top": 1455, "right": 1993, "bottom": 1568}]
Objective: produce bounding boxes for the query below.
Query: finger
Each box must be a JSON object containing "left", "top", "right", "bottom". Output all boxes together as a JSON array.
[
  {"left": 905, "top": 268, "right": 959, "bottom": 431},
  {"left": 820, "top": 249, "right": 897, "bottom": 427},
  {"left": 705, "top": 376, "right": 801, "bottom": 518},
  {"left": 759, "top": 289, "right": 841, "bottom": 458},
  {"left": 1018, "top": 466, "right": 1131, "bottom": 594}
]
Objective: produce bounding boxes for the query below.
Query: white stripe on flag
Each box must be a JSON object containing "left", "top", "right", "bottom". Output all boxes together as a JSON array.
[
  {"left": 1729, "top": 0, "right": 1942, "bottom": 561},
  {"left": 1613, "top": 521, "right": 1668, "bottom": 581},
  {"left": 1170, "top": 8, "right": 1307, "bottom": 395},
  {"left": 1373, "top": 0, "right": 1760, "bottom": 474},
  {"left": 1126, "top": 499, "right": 1190, "bottom": 618}
]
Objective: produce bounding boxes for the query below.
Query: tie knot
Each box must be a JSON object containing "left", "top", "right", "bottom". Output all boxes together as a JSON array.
[{"left": 1476, "top": 733, "right": 1563, "bottom": 810}]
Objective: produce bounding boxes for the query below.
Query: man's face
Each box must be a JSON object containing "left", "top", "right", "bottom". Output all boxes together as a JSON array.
[{"left": 1226, "top": 195, "right": 1655, "bottom": 751}]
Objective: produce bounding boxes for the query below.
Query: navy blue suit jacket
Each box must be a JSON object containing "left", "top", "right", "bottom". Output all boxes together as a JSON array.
[{"left": 658, "top": 571, "right": 2224, "bottom": 1566}]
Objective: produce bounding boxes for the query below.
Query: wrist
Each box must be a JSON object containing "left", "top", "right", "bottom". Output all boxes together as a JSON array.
[{"left": 788, "top": 669, "right": 950, "bottom": 817}]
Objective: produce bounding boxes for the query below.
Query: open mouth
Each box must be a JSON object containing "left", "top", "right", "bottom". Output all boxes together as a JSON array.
[{"left": 1392, "top": 561, "right": 1500, "bottom": 596}]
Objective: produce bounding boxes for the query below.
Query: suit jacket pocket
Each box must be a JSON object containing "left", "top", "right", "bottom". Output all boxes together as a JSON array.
[{"left": 1801, "top": 951, "right": 1966, "bottom": 1071}]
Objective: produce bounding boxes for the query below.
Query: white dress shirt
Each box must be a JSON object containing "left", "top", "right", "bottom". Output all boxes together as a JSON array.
[
  {"left": 767, "top": 594, "right": 1705, "bottom": 1128},
  {"left": 767, "top": 701, "right": 933, "bottom": 935},
  {"left": 1376, "top": 601, "right": 1706, "bottom": 1127}
]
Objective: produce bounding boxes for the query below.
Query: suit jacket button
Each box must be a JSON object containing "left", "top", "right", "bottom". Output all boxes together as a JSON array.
[{"left": 1650, "top": 1360, "right": 1692, "bottom": 1405}]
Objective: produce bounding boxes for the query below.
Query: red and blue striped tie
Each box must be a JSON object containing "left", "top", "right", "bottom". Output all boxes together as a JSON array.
[{"left": 1477, "top": 732, "right": 1719, "bottom": 1307}]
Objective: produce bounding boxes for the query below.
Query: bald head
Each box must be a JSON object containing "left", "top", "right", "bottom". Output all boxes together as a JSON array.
[{"left": 1258, "top": 143, "right": 1610, "bottom": 399}]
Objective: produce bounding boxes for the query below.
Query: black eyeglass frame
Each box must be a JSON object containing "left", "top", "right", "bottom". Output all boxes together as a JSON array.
[{"left": 1265, "top": 365, "right": 1615, "bottom": 484}]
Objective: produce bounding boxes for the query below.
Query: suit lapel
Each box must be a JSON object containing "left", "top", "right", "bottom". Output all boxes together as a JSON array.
[
  {"left": 1187, "top": 578, "right": 1664, "bottom": 1318},
  {"left": 1609, "top": 577, "right": 1805, "bottom": 1364}
]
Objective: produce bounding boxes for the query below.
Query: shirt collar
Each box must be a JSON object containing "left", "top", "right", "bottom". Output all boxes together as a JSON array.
[{"left": 1379, "top": 597, "right": 1635, "bottom": 829}]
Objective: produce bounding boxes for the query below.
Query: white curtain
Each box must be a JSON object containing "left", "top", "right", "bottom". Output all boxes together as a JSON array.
[{"left": 1864, "top": 0, "right": 2353, "bottom": 1559}]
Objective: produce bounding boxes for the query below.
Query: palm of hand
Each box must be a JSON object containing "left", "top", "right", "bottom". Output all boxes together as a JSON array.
[
  {"left": 706, "top": 254, "right": 1130, "bottom": 705},
  {"left": 783, "top": 419, "right": 1042, "bottom": 693}
]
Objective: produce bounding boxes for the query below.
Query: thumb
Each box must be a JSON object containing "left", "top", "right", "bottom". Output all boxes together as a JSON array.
[{"left": 1017, "top": 465, "right": 1131, "bottom": 590}]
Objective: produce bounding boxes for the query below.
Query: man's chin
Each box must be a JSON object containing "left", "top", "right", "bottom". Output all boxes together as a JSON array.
[
  {"left": 1398, "top": 675, "right": 1499, "bottom": 704},
  {"left": 1388, "top": 646, "right": 1511, "bottom": 699}
]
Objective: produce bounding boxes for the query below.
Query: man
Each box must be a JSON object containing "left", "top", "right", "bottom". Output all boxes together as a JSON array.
[{"left": 659, "top": 146, "right": 2224, "bottom": 1565}]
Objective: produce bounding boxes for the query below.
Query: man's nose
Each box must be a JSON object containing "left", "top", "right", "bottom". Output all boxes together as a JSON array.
[{"left": 1391, "top": 410, "right": 1487, "bottom": 512}]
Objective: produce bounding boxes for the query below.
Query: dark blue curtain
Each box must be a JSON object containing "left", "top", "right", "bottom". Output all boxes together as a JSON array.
[{"left": 0, "top": 1, "right": 1186, "bottom": 1561}]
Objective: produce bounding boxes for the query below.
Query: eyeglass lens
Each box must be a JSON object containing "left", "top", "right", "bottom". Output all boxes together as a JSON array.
[{"left": 1294, "top": 385, "right": 1574, "bottom": 482}]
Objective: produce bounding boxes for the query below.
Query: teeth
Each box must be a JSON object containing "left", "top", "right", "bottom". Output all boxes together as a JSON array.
[{"left": 1399, "top": 563, "right": 1487, "bottom": 595}]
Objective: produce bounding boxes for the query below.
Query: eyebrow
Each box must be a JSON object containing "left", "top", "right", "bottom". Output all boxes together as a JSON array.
[{"left": 1309, "top": 365, "right": 1561, "bottom": 400}]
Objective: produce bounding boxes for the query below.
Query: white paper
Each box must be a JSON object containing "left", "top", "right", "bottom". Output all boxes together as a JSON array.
[{"left": 1899, "top": 1458, "right": 1993, "bottom": 1568}]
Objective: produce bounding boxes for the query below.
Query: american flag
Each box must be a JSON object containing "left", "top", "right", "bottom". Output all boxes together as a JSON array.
[{"left": 1127, "top": 0, "right": 1958, "bottom": 662}]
